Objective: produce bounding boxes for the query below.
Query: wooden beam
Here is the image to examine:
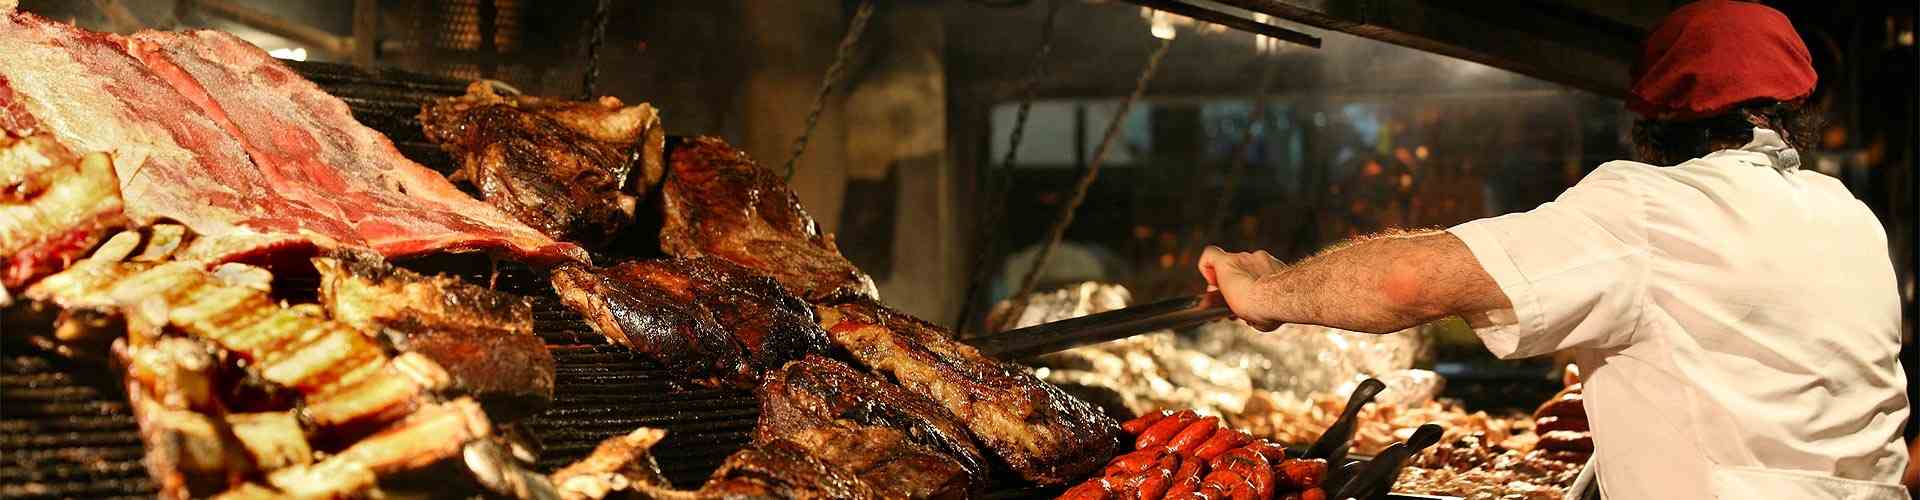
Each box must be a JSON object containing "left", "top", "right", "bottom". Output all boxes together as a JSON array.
[
  {"left": 186, "top": 0, "right": 353, "bottom": 56},
  {"left": 352, "top": 0, "right": 377, "bottom": 67}
]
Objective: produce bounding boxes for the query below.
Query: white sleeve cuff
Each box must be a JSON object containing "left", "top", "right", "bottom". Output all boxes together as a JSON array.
[{"left": 1448, "top": 221, "right": 1546, "bottom": 359}]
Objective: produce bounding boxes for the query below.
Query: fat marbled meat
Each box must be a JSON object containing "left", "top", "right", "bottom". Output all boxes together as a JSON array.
[{"left": 0, "top": 12, "right": 582, "bottom": 265}]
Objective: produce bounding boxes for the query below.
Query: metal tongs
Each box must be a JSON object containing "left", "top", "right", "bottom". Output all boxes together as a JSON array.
[{"left": 967, "top": 291, "right": 1232, "bottom": 360}]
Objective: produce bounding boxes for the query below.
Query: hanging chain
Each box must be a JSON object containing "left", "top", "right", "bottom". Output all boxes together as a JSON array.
[
  {"left": 1197, "top": 62, "right": 1280, "bottom": 254},
  {"left": 1014, "top": 36, "right": 1173, "bottom": 301},
  {"left": 783, "top": 0, "right": 879, "bottom": 182},
  {"left": 954, "top": 0, "right": 1060, "bottom": 334},
  {"left": 579, "top": 0, "right": 612, "bottom": 99}
]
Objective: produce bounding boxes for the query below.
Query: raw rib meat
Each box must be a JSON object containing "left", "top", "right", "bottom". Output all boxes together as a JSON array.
[
  {"left": 659, "top": 136, "right": 877, "bottom": 302},
  {"left": 124, "top": 29, "right": 584, "bottom": 265},
  {"left": 0, "top": 12, "right": 583, "bottom": 266}
]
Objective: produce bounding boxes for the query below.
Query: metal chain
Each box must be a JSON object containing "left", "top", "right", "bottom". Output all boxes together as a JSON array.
[
  {"left": 580, "top": 0, "right": 612, "bottom": 99},
  {"left": 783, "top": 0, "right": 879, "bottom": 182},
  {"left": 954, "top": 0, "right": 1060, "bottom": 334},
  {"left": 1015, "top": 36, "right": 1173, "bottom": 301}
]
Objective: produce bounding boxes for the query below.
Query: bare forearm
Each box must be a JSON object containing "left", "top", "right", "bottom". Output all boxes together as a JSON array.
[{"left": 1242, "top": 230, "right": 1506, "bottom": 334}]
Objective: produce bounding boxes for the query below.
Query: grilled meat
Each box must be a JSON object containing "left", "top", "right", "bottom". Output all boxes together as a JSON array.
[
  {"left": 26, "top": 250, "right": 448, "bottom": 441},
  {"left": 757, "top": 356, "right": 987, "bottom": 484},
  {"left": 549, "top": 257, "right": 831, "bottom": 388},
  {"left": 314, "top": 250, "right": 553, "bottom": 420},
  {"left": 0, "top": 12, "right": 582, "bottom": 266},
  {"left": 254, "top": 397, "right": 494, "bottom": 498},
  {"left": 699, "top": 439, "right": 880, "bottom": 500},
  {"left": 659, "top": 137, "right": 875, "bottom": 302},
  {"left": 816, "top": 298, "right": 1122, "bottom": 484},
  {"left": 549, "top": 427, "right": 673, "bottom": 500},
  {"left": 780, "top": 420, "right": 972, "bottom": 499},
  {"left": 0, "top": 131, "right": 124, "bottom": 293},
  {"left": 419, "top": 82, "right": 664, "bottom": 246},
  {"left": 119, "top": 337, "right": 256, "bottom": 499}
]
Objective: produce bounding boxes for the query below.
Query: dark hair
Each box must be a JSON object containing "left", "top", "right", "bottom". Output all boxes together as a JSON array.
[{"left": 1629, "top": 100, "right": 1824, "bottom": 165}]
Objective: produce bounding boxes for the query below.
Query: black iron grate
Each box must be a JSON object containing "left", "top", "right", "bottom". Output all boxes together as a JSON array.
[{"left": 0, "top": 353, "right": 154, "bottom": 499}]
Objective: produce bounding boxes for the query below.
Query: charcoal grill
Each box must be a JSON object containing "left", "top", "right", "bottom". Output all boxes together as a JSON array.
[{"left": 0, "top": 61, "right": 1056, "bottom": 499}]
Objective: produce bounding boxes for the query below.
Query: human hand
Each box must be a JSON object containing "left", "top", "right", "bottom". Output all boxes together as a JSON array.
[{"left": 1197, "top": 246, "right": 1286, "bottom": 331}]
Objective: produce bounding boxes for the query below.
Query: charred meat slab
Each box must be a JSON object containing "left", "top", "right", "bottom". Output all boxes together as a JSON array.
[
  {"left": 659, "top": 137, "right": 876, "bottom": 302},
  {"left": 757, "top": 355, "right": 987, "bottom": 484},
  {"left": 549, "top": 257, "right": 830, "bottom": 388},
  {"left": 314, "top": 250, "right": 553, "bottom": 420},
  {"left": 419, "top": 82, "right": 665, "bottom": 246},
  {"left": 0, "top": 131, "right": 124, "bottom": 293},
  {"left": 816, "top": 298, "right": 1123, "bottom": 485},
  {"left": 699, "top": 439, "right": 879, "bottom": 500},
  {"left": 779, "top": 420, "right": 972, "bottom": 499}
]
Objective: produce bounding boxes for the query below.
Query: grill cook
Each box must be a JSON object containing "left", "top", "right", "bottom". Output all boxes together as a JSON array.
[{"left": 1197, "top": 2, "right": 1908, "bottom": 498}]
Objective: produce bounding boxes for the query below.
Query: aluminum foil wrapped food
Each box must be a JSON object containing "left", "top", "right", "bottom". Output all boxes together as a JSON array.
[
  {"left": 1000, "top": 283, "right": 1437, "bottom": 420},
  {"left": 998, "top": 283, "right": 1257, "bottom": 418}
]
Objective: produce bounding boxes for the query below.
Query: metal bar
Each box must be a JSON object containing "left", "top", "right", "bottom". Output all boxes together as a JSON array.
[
  {"left": 1121, "top": 0, "right": 1321, "bottom": 48},
  {"left": 968, "top": 291, "right": 1231, "bottom": 360},
  {"left": 1206, "top": 0, "right": 1636, "bottom": 98},
  {"left": 189, "top": 0, "right": 352, "bottom": 56},
  {"left": 352, "top": 0, "right": 377, "bottom": 67}
]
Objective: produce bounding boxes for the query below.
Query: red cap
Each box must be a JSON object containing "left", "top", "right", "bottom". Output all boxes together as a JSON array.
[{"left": 1628, "top": 0, "right": 1815, "bottom": 120}]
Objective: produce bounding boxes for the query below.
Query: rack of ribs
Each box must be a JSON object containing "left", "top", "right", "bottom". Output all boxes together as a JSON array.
[
  {"left": 19, "top": 228, "right": 547, "bottom": 499},
  {"left": 549, "top": 257, "right": 832, "bottom": 389},
  {"left": 418, "top": 82, "right": 665, "bottom": 247},
  {"left": 0, "top": 131, "right": 125, "bottom": 298},
  {"left": 658, "top": 136, "right": 877, "bottom": 302},
  {"left": 816, "top": 298, "right": 1123, "bottom": 485},
  {"left": 314, "top": 250, "right": 554, "bottom": 420}
]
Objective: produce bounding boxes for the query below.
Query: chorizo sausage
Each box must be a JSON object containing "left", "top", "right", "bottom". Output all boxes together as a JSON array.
[
  {"left": 1137, "top": 411, "right": 1199, "bottom": 449},
  {"left": 1166, "top": 417, "right": 1221, "bottom": 456},
  {"left": 1123, "top": 410, "right": 1174, "bottom": 435},
  {"left": 1192, "top": 429, "right": 1252, "bottom": 461}
]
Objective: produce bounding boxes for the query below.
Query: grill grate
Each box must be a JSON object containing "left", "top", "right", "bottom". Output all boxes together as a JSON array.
[
  {"left": 0, "top": 61, "right": 1060, "bottom": 497},
  {"left": 0, "top": 353, "right": 154, "bottom": 499}
]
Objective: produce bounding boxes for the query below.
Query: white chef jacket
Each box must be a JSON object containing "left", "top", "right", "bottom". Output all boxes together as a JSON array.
[{"left": 1448, "top": 129, "right": 1909, "bottom": 499}]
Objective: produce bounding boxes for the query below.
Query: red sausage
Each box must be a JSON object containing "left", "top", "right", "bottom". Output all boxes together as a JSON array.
[
  {"left": 1164, "top": 454, "right": 1208, "bottom": 499},
  {"left": 1123, "top": 410, "right": 1174, "bottom": 435},
  {"left": 1192, "top": 430, "right": 1252, "bottom": 461},
  {"left": 1274, "top": 458, "right": 1328, "bottom": 490},
  {"left": 1134, "top": 456, "right": 1178, "bottom": 500},
  {"left": 1243, "top": 460, "right": 1274, "bottom": 499},
  {"left": 1060, "top": 478, "right": 1113, "bottom": 500},
  {"left": 1249, "top": 440, "right": 1289, "bottom": 463},
  {"left": 1105, "top": 446, "right": 1170, "bottom": 478},
  {"left": 1299, "top": 487, "right": 1326, "bottom": 500},
  {"left": 1137, "top": 411, "right": 1200, "bottom": 449},
  {"left": 1199, "top": 467, "right": 1247, "bottom": 497},
  {"left": 1166, "top": 417, "right": 1221, "bottom": 456}
]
